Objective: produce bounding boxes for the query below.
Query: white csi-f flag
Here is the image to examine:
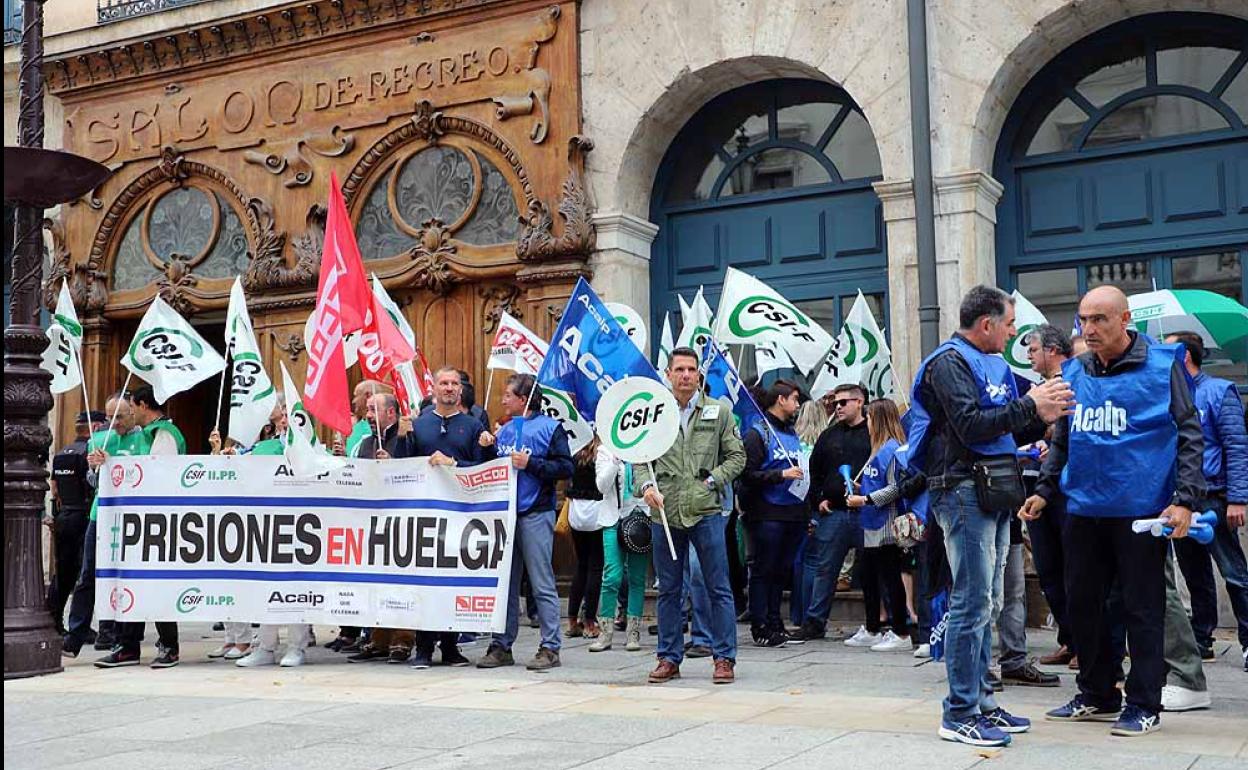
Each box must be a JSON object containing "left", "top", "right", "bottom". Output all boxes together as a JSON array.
[
  {"left": 225, "top": 278, "right": 278, "bottom": 445},
  {"left": 41, "top": 278, "right": 86, "bottom": 395},
  {"left": 713, "top": 267, "right": 834, "bottom": 374},
  {"left": 52, "top": 279, "right": 84, "bottom": 349},
  {"left": 488, "top": 310, "right": 549, "bottom": 376},
  {"left": 754, "top": 341, "right": 793, "bottom": 381},
  {"left": 371, "top": 274, "right": 423, "bottom": 412},
  {"left": 809, "top": 292, "right": 895, "bottom": 400},
  {"left": 675, "top": 287, "right": 714, "bottom": 353},
  {"left": 279, "top": 361, "right": 346, "bottom": 477},
  {"left": 121, "top": 295, "right": 225, "bottom": 404},
  {"left": 1005, "top": 290, "right": 1049, "bottom": 384},
  {"left": 656, "top": 312, "right": 674, "bottom": 371}
]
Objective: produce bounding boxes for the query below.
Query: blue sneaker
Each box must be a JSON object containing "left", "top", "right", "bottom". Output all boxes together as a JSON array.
[
  {"left": 1045, "top": 694, "right": 1121, "bottom": 722},
  {"left": 1110, "top": 705, "right": 1160, "bottom": 736},
  {"left": 982, "top": 707, "right": 1031, "bottom": 734},
  {"left": 408, "top": 651, "right": 433, "bottom": 669},
  {"left": 938, "top": 715, "right": 1012, "bottom": 747}
]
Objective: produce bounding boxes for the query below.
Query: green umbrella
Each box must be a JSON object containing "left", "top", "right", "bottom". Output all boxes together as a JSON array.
[{"left": 1128, "top": 289, "right": 1248, "bottom": 362}]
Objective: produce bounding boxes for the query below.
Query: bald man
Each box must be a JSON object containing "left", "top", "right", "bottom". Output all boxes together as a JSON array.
[{"left": 1020, "top": 285, "right": 1204, "bottom": 737}]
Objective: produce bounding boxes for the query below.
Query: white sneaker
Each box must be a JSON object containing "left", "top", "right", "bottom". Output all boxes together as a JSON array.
[
  {"left": 844, "top": 626, "right": 883, "bottom": 647},
  {"left": 207, "top": 644, "right": 230, "bottom": 659},
  {"left": 279, "top": 648, "right": 306, "bottom": 667},
  {"left": 870, "top": 630, "right": 912, "bottom": 652},
  {"left": 1161, "top": 685, "right": 1211, "bottom": 712},
  {"left": 913, "top": 643, "right": 931, "bottom": 659},
  {"left": 223, "top": 646, "right": 247, "bottom": 660},
  {"left": 235, "top": 648, "right": 276, "bottom": 667}
]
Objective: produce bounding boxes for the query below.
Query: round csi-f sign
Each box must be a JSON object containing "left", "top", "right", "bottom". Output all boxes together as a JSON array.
[
  {"left": 595, "top": 377, "right": 679, "bottom": 464},
  {"left": 537, "top": 387, "right": 594, "bottom": 454},
  {"left": 604, "top": 302, "right": 648, "bottom": 354},
  {"left": 303, "top": 312, "right": 361, "bottom": 370}
]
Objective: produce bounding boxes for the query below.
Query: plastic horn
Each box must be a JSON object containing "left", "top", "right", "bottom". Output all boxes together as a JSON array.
[
  {"left": 1151, "top": 523, "right": 1215, "bottom": 546},
  {"left": 1132, "top": 510, "right": 1216, "bottom": 534},
  {"left": 839, "top": 464, "right": 854, "bottom": 490}
]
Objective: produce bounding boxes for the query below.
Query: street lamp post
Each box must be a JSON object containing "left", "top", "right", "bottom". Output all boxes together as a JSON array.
[{"left": 4, "top": 0, "right": 110, "bottom": 679}]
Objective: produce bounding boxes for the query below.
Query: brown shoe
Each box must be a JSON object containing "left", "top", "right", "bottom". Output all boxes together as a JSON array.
[
  {"left": 836, "top": 576, "right": 851, "bottom": 592},
  {"left": 648, "top": 659, "right": 681, "bottom": 683},
  {"left": 1039, "top": 646, "right": 1074, "bottom": 666},
  {"left": 712, "top": 658, "right": 735, "bottom": 685},
  {"left": 1067, "top": 655, "right": 1079, "bottom": 671},
  {"left": 567, "top": 620, "right": 584, "bottom": 638}
]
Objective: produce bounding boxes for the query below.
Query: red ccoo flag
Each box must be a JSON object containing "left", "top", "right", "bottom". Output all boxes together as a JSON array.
[
  {"left": 359, "top": 292, "right": 416, "bottom": 382},
  {"left": 303, "top": 172, "right": 371, "bottom": 435}
]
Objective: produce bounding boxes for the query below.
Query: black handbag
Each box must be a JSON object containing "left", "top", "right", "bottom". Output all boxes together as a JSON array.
[
  {"left": 971, "top": 455, "right": 1026, "bottom": 512},
  {"left": 617, "top": 509, "right": 653, "bottom": 555}
]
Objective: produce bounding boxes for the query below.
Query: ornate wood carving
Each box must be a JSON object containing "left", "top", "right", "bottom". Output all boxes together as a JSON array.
[
  {"left": 271, "top": 330, "right": 306, "bottom": 362},
  {"left": 407, "top": 218, "right": 460, "bottom": 295},
  {"left": 156, "top": 255, "right": 199, "bottom": 315},
  {"left": 243, "top": 126, "right": 355, "bottom": 187},
  {"left": 242, "top": 201, "right": 310, "bottom": 293},
  {"left": 43, "top": 217, "right": 108, "bottom": 313},
  {"left": 516, "top": 135, "right": 594, "bottom": 262},
  {"left": 480, "top": 283, "right": 521, "bottom": 333}
]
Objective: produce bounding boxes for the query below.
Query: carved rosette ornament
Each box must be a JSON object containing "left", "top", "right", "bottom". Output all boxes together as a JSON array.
[
  {"left": 408, "top": 218, "right": 459, "bottom": 295},
  {"left": 411, "top": 99, "right": 445, "bottom": 143},
  {"left": 156, "top": 255, "right": 199, "bottom": 315},
  {"left": 515, "top": 135, "right": 595, "bottom": 263}
]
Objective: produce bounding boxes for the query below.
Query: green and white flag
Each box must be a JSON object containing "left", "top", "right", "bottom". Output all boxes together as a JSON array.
[
  {"left": 279, "top": 361, "right": 346, "bottom": 477},
  {"left": 40, "top": 322, "right": 81, "bottom": 394},
  {"left": 372, "top": 275, "right": 423, "bottom": 414},
  {"left": 52, "top": 279, "right": 83, "bottom": 350},
  {"left": 1129, "top": 288, "right": 1248, "bottom": 362},
  {"left": 676, "top": 287, "right": 714, "bottom": 354},
  {"left": 1005, "top": 291, "right": 1049, "bottom": 384},
  {"left": 225, "top": 278, "right": 278, "bottom": 445},
  {"left": 714, "top": 267, "right": 834, "bottom": 374},
  {"left": 810, "top": 292, "right": 894, "bottom": 400},
  {"left": 121, "top": 295, "right": 225, "bottom": 404},
  {"left": 656, "top": 312, "right": 674, "bottom": 371},
  {"left": 754, "top": 340, "right": 793, "bottom": 381}
]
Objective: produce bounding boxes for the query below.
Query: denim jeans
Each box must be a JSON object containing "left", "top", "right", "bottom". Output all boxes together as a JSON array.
[
  {"left": 1175, "top": 497, "right": 1248, "bottom": 651},
  {"left": 685, "top": 539, "right": 714, "bottom": 648},
  {"left": 931, "top": 482, "right": 1008, "bottom": 722},
  {"left": 653, "top": 515, "right": 737, "bottom": 664},
  {"left": 790, "top": 533, "right": 808, "bottom": 627},
  {"left": 996, "top": 543, "right": 1027, "bottom": 673},
  {"left": 747, "top": 519, "right": 806, "bottom": 632},
  {"left": 64, "top": 519, "right": 114, "bottom": 654},
  {"left": 802, "top": 510, "right": 860, "bottom": 628},
  {"left": 495, "top": 510, "right": 561, "bottom": 652}
]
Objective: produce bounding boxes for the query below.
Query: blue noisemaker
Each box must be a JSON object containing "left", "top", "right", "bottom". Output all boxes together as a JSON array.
[
  {"left": 838, "top": 464, "right": 853, "bottom": 491},
  {"left": 1132, "top": 510, "right": 1217, "bottom": 545}
]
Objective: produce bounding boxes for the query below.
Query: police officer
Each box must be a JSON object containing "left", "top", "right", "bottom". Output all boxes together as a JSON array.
[
  {"left": 49, "top": 410, "right": 106, "bottom": 634},
  {"left": 1022, "top": 285, "right": 1204, "bottom": 737}
]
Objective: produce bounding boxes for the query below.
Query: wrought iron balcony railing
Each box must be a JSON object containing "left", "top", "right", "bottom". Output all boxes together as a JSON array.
[{"left": 97, "top": 0, "right": 210, "bottom": 25}]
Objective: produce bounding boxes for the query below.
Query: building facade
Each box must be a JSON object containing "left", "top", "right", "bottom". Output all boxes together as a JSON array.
[{"left": 5, "top": 0, "right": 1246, "bottom": 450}]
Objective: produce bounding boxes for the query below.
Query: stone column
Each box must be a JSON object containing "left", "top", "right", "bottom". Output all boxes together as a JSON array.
[
  {"left": 587, "top": 211, "right": 658, "bottom": 350},
  {"left": 933, "top": 170, "right": 1004, "bottom": 337},
  {"left": 873, "top": 178, "right": 921, "bottom": 390}
]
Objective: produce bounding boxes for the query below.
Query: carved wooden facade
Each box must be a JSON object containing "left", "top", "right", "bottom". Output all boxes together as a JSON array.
[{"left": 42, "top": 0, "right": 592, "bottom": 450}]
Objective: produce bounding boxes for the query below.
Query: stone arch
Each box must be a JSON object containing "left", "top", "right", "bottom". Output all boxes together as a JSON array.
[{"left": 967, "top": 0, "right": 1248, "bottom": 174}]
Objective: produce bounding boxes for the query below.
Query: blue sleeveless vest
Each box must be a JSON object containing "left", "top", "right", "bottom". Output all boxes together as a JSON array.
[
  {"left": 754, "top": 421, "right": 805, "bottom": 507},
  {"left": 905, "top": 335, "right": 1021, "bottom": 473},
  {"left": 496, "top": 413, "right": 560, "bottom": 514},
  {"left": 859, "top": 439, "right": 901, "bottom": 530},
  {"left": 893, "top": 442, "right": 930, "bottom": 523},
  {"left": 1060, "top": 344, "right": 1182, "bottom": 518},
  {"left": 1193, "top": 373, "right": 1237, "bottom": 491}
]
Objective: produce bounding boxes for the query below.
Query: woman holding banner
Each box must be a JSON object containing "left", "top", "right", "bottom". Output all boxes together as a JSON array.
[
  {"left": 739, "top": 380, "right": 808, "bottom": 648},
  {"left": 845, "top": 399, "right": 924, "bottom": 652}
]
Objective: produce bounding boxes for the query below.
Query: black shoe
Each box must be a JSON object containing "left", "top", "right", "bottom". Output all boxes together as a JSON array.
[
  {"left": 753, "top": 631, "right": 788, "bottom": 648},
  {"left": 987, "top": 670, "right": 1004, "bottom": 692},
  {"left": 83, "top": 629, "right": 97, "bottom": 645},
  {"left": 151, "top": 650, "right": 179, "bottom": 669},
  {"left": 94, "top": 649, "right": 140, "bottom": 668},
  {"left": 1199, "top": 645, "right": 1215, "bottom": 662},
  {"left": 339, "top": 638, "right": 363, "bottom": 654},
  {"left": 346, "top": 646, "right": 387, "bottom": 663},
  {"left": 61, "top": 641, "right": 80, "bottom": 659},
  {"left": 212, "top": 622, "right": 225, "bottom": 632},
  {"left": 796, "top": 621, "right": 826, "bottom": 641},
  {"left": 388, "top": 648, "right": 409, "bottom": 664},
  {"left": 614, "top": 616, "right": 627, "bottom": 632},
  {"left": 1002, "top": 661, "right": 1060, "bottom": 687},
  {"left": 442, "top": 648, "right": 471, "bottom": 667},
  {"left": 685, "top": 644, "right": 712, "bottom": 658}
]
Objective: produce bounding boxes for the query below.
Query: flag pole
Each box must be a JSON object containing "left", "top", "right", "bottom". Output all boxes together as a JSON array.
[
  {"left": 104, "top": 370, "right": 134, "bottom": 440},
  {"left": 484, "top": 368, "right": 495, "bottom": 416},
  {"left": 213, "top": 340, "right": 233, "bottom": 436},
  {"left": 647, "top": 461, "right": 679, "bottom": 561},
  {"left": 71, "top": 345, "right": 93, "bottom": 427}
]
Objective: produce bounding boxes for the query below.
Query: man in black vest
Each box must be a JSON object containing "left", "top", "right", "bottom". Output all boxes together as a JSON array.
[{"left": 49, "top": 410, "right": 106, "bottom": 634}]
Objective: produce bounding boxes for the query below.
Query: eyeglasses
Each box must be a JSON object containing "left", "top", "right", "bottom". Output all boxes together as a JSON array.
[{"left": 833, "top": 398, "right": 861, "bottom": 407}]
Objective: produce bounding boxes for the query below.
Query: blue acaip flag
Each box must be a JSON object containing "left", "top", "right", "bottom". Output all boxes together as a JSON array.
[
  {"left": 536, "top": 278, "right": 661, "bottom": 423},
  {"left": 701, "top": 338, "right": 781, "bottom": 454}
]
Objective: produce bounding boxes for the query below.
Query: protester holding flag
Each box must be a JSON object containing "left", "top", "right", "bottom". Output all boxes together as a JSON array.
[
  {"left": 799, "top": 383, "right": 870, "bottom": 642},
  {"left": 565, "top": 437, "right": 612, "bottom": 642},
  {"left": 62, "top": 391, "right": 143, "bottom": 658},
  {"left": 1021, "top": 286, "right": 1204, "bottom": 736},
  {"left": 96, "top": 385, "right": 187, "bottom": 669},
  {"left": 634, "top": 347, "right": 745, "bottom": 685},
  {"left": 477, "top": 373, "right": 574, "bottom": 671},
  {"left": 340, "top": 381, "right": 387, "bottom": 458},
  {"left": 48, "top": 410, "right": 105, "bottom": 635},
  {"left": 909, "top": 286, "right": 1071, "bottom": 747},
  {"left": 406, "top": 367, "right": 488, "bottom": 669},
  {"left": 845, "top": 398, "right": 922, "bottom": 652},
  {"left": 739, "top": 379, "right": 808, "bottom": 648}
]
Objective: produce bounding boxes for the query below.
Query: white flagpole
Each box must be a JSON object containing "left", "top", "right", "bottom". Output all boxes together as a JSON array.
[
  {"left": 71, "top": 345, "right": 93, "bottom": 426},
  {"left": 104, "top": 370, "right": 134, "bottom": 440},
  {"left": 484, "top": 368, "right": 496, "bottom": 415},
  {"left": 647, "top": 461, "right": 678, "bottom": 561}
]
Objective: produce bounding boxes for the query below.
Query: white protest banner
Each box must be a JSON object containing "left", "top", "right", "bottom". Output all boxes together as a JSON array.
[
  {"left": 1006, "top": 290, "right": 1049, "bottom": 384},
  {"left": 714, "top": 267, "right": 834, "bottom": 374},
  {"left": 487, "top": 311, "right": 549, "bottom": 376},
  {"left": 95, "top": 455, "right": 517, "bottom": 632},
  {"left": 595, "top": 377, "right": 680, "bottom": 559},
  {"left": 604, "top": 302, "right": 648, "bottom": 354}
]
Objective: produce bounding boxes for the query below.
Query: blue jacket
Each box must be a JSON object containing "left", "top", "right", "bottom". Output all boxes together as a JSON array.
[
  {"left": 490, "top": 413, "right": 574, "bottom": 514},
  {"left": 407, "top": 410, "right": 489, "bottom": 465},
  {"left": 1193, "top": 372, "right": 1248, "bottom": 504}
]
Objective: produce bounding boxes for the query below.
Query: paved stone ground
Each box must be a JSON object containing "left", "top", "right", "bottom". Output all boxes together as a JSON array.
[{"left": 5, "top": 622, "right": 1246, "bottom": 770}]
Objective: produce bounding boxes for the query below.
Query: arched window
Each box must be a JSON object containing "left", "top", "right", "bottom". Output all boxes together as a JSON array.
[
  {"left": 354, "top": 142, "right": 521, "bottom": 260},
  {"left": 111, "top": 183, "right": 249, "bottom": 292}
]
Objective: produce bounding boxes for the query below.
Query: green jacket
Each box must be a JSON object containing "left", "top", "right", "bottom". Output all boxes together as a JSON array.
[
  {"left": 633, "top": 393, "right": 745, "bottom": 529},
  {"left": 345, "top": 419, "right": 372, "bottom": 458},
  {"left": 142, "top": 417, "right": 187, "bottom": 455},
  {"left": 251, "top": 437, "right": 284, "bottom": 456},
  {"left": 87, "top": 428, "right": 148, "bottom": 522}
]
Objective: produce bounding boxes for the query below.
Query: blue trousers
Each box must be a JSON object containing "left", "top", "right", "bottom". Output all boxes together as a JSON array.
[{"left": 653, "top": 515, "right": 736, "bottom": 664}]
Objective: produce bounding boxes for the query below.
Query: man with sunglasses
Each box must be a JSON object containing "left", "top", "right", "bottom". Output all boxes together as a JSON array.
[
  {"left": 799, "top": 383, "right": 871, "bottom": 641},
  {"left": 405, "top": 366, "right": 491, "bottom": 668}
]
